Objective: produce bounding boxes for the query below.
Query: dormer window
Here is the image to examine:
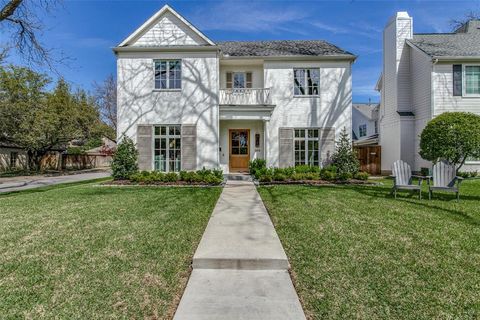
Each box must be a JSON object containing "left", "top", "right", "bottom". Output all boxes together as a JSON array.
[
  {"left": 154, "top": 60, "right": 181, "bottom": 90},
  {"left": 226, "top": 72, "right": 252, "bottom": 89}
]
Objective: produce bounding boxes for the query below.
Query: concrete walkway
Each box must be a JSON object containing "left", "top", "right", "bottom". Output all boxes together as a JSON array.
[
  {"left": 0, "top": 170, "right": 110, "bottom": 193},
  {"left": 174, "top": 179, "right": 306, "bottom": 320}
]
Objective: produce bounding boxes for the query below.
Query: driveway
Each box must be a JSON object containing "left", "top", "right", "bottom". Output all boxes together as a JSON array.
[{"left": 0, "top": 170, "right": 110, "bottom": 193}]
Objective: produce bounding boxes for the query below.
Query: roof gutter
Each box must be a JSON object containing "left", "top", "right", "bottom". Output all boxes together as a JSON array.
[{"left": 432, "top": 56, "right": 480, "bottom": 61}]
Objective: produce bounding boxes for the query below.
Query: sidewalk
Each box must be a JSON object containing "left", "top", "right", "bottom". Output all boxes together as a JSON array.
[
  {"left": 174, "top": 179, "right": 306, "bottom": 320},
  {"left": 0, "top": 170, "right": 110, "bottom": 193}
]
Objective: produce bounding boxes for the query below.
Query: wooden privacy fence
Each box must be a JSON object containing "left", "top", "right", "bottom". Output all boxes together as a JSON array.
[{"left": 354, "top": 145, "right": 381, "bottom": 175}]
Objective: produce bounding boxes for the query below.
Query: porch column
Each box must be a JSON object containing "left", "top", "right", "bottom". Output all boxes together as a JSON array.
[{"left": 263, "top": 120, "right": 269, "bottom": 162}]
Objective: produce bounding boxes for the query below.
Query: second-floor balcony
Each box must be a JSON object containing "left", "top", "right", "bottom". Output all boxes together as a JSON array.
[{"left": 219, "top": 88, "right": 273, "bottom": 106}]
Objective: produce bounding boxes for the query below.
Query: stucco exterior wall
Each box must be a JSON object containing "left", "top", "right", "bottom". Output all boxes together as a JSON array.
[
  {"left": 116, "top": 51, "right": 220, "bottom": 169},
  {"left": 264, "top": 60, "right": 352, "bottom": 167}
]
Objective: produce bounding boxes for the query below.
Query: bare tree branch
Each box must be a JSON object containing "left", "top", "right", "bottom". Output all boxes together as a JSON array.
[
  {"left": 0, "top": 0, "right": 62, "bottom": 70},
  {"left": 93, "top": 74, "right": 117, "bottom": 134},
  {"left": 450, "top": 11, "right": 480, "bottom": 32}
]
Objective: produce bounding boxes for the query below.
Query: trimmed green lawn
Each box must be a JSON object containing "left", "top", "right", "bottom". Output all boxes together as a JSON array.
[
  {"left": 258, "top": 179, "right": 480, "bottom": 320},
  {"left": 0, "top": 181, "right": 221, "bottom": 319}
]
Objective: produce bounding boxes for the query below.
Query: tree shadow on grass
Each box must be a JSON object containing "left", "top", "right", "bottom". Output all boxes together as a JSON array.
[{"left": 259, "top": 184, "right": 480, "bottom": 227}]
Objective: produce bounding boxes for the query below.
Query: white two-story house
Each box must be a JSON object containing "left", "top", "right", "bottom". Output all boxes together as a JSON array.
[
  {"left": 115, "top": 5, "right": 355, "bottom": 173},
  {"left": 378, "top": 12, "right": 480, "bottom": 174}
]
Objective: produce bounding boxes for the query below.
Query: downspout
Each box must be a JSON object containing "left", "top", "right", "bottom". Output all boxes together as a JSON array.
[{"left": 431, "top": 58, "right": 438, "bottom": 119}]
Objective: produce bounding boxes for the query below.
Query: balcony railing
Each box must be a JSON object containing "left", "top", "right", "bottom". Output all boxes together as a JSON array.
[{"left": 219, "top": 88, "right": 272, "bottom": 105}]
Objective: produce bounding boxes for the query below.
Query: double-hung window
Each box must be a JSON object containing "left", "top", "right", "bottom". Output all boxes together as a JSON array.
[
  {"left": 294, "top": 68, "right": 320, "bottom": 96},
  {"left": 294, "top": 129, "right": 320, "bottom": 166},
  {"left": 359, "top": 124, "right": 367, "bottom": 137},
  {"left": 154, "top": 60, "right": 181, "bottom": 90},
  {"left": 464, "top": 65, "right": 480, "bottom": 96},
  {"left": 154, "top": 125, "right": 181, "bottom": 172}
]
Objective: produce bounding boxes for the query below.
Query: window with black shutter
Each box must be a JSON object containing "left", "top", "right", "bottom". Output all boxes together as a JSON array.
[{"left": 453, "top": 64, "right": 462, "bottom": 96}]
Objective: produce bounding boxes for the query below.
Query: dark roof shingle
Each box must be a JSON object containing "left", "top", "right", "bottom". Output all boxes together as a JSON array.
[
  {"left": 409, "top": 20, "right": 480, "bottom": 57},
  {"left": 217, "top": 40, "right": 355, "bottom": 58}
]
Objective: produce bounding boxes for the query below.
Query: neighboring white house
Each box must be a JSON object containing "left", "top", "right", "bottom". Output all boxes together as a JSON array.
[
  {"left": 377, "top": 12, "right": 480, "bottom": 174},
  {"left": 352, "top": 103, "right": 379, "bottom": 146},
  {"left": 115, "top": 5, "right": 355, "bottom": 173}
]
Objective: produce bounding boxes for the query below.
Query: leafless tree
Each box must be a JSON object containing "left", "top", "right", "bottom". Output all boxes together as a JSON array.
[
  {"left": 94, "top": 74, "right": 117, "bottom": 134},
  {"left": 0, "top": 0, "right": 61, "bottom": 68},
  {"left": 450, "top": 11, "right": 480, "bottom": 31}
]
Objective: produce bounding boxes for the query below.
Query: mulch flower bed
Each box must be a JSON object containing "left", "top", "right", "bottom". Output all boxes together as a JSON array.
[
  {"left": 256, "top": 179, "right": 373, "bottom": 186},
  {"left": 102, "top": 180, "right": 224, "bottom": 187}
]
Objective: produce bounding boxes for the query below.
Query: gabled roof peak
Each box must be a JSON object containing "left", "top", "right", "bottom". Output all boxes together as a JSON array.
[{"left": 118, "top": 4, "right": 215, "bottom": 47}]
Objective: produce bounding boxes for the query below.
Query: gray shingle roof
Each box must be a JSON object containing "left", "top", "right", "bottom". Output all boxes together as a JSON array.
[
  {"left": 217, "top": 40, "right": 355, "bottom": 58},
  {"left": 409, "top": 20, "right": 480, "bottom": 57}
]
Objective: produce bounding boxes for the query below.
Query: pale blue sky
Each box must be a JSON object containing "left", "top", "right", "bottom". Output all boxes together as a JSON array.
[{"left": 3, "top": 0, "right": 479, "bottom": 102}]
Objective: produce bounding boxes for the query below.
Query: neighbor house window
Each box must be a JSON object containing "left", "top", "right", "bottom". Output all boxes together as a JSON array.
[
  {"left": 294, "top": 69, "right": 319, "bottom": 96},
  {"left": 10, "top": 152, "right": 18, "bottom": 168},
  {"left": 154, "top": 60, "right": 181, "bottom": 90},
  {"left": 359, "top": 124, "right": 367, "bottom": 137},
  {"left": 154, "top": 125, "right": 181, "bottom": 172},
  {"left": 294, "top": 129, "right": 319, "bottom": 166},
  {"left": 464, "top": 65, "right": 480, "bottom": 95},
  {"left": 226, "top": 72, "right": 252, "bottom": 89}
]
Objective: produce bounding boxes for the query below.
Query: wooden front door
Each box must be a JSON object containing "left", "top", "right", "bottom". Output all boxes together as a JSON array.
[{"left": 229, "top": 129, "right": 250, "bottom": 172}]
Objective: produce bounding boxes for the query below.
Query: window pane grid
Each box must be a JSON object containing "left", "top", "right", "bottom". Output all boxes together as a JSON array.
[
  {"left": 154, "top": 125, "right": 181, "bottom": 172},
  {"left": 294, "top": 69, "right": 319, "bottom": 96},
  {"left": 466, "top": 66, "right": 480, "bottom": 95},
  {"left": 154, "top": 60, "right": 181, "bottom": 90},
  {"left": 294, "top": 128, "right": 320, "bottom": 166}
]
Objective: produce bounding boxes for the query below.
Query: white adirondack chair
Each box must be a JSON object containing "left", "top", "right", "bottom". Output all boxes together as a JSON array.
[
  {"left": 391, "top": 160, "right": 424, "bottom": 199},
  {"left": 428, "top": 161, "right": 464, "bottom": 201}
]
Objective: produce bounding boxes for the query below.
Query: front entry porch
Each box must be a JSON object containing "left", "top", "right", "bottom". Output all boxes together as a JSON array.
[{"left": 219, "top": 120, "right": 266, "bottom": 174}]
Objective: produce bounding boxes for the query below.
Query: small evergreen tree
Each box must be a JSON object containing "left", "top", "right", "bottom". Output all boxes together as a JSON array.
[
  {"left": 331, "top": 127, "right": 360, "bottom": 175},
  {"left": 111, "top": 137, "right": 138, "bottom": 180}
]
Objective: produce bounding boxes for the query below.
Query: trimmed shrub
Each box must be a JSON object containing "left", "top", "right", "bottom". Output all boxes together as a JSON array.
[
  {"left": 291, "top": 173, "right": 305, "bottom": 181},
  {"left": 354, "top": 171, "right": 370, "bottom": 181},
  {"left": 338, "top": 172, "right": 353, "bottom": 181},
  {"left": 420, "top": 112, "right": 480, "bottom": 170},
  {"left": 273, "top": 172, "right": 287, "bottom": 181},
  {"left": 164, "top": 172, "right": 179, "bottom": 182},
  {"left": 204, "top": 174, "right": 223, "bottom": 185},
  {"left": 304, "top": 172, "right": 319, "bottom": 180},
  {"left": 249, "top": 159, "right": 267, "bottom": 176},
  {"left": 111, "top": 137, "right": 138, "bottom": 180},
  {"left": 212, "top": 169, "right": 223, "bottom": 180},
  {"left": 320, "top": 170, "right": 336, "bottom": 181},
  {"left": 295, "top": 165, "right": 320, "bottom": 174}
]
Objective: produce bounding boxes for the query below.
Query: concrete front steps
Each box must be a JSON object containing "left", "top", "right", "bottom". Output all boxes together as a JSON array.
[{"left": 174, "top": 179, "right": 306, "bottom": 320}]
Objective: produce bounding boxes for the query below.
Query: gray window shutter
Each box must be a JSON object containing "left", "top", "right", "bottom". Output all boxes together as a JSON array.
[
  {"left": 279, "top": 128, "right": 294, "bottom": 168},
  {"left": 453, "top": 65, "right": 462, "bottom": 96},
  {"left": 246, "top": 72, "right": 252, "bottom": 88},
  {"left": 226, "top": 72, "right": 233, "bottom": 89},
  {"left": 137, "top": 125, "right": 153, "bottom": 171},
  {"left": 320, "top": 127, "right": 335, "bottom": 165},
  {"left": 181, "top": 124, "right": 197, "bottom": 170}
]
